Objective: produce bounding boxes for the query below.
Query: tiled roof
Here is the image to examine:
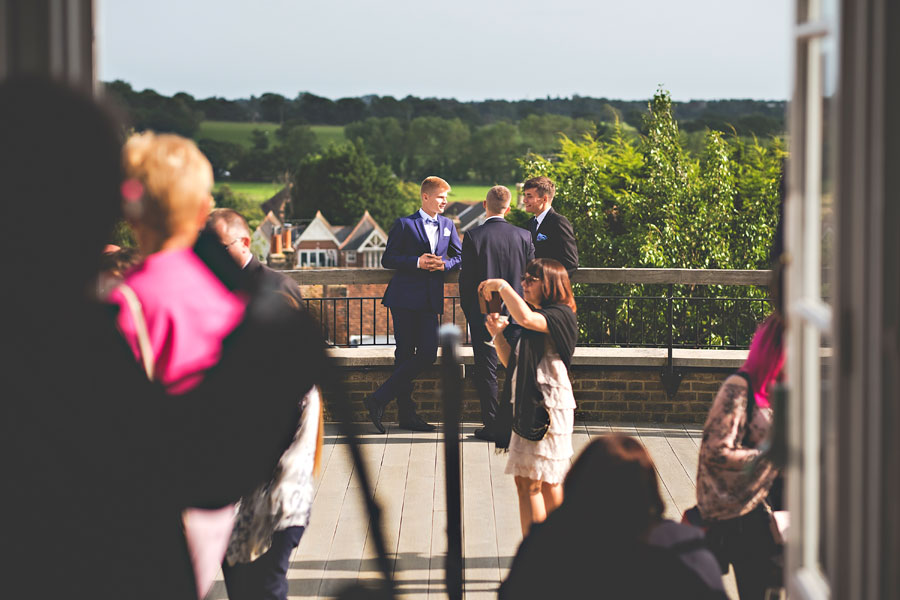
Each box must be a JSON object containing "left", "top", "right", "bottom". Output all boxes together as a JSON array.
[
  {"left": 457, "top": 202, "right": 486, "bottom": 231},
  {"left": 260, "top": 184, "right": 292, "bottom": 216},
  {"left": 332, "top": 225, "right": 355, "bottom": 244}
]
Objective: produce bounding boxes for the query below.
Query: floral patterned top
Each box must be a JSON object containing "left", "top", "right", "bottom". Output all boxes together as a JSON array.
[
  {"left": 225, "top": 387, "right": 320, "bottom": 565},
  {"left": 696, "top": 375, "right": 779, "bottom": 521}
]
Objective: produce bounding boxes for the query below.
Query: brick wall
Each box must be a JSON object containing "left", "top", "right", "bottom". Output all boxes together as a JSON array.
[{"left": 322, "top": 363, "right": 730, "bottom": 424}]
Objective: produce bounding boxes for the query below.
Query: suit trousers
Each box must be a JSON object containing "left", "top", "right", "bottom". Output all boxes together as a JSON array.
[
  {"left": 221, "top": 526, "right": 305, "bottom": 600},
  {"left": 463, "top": 306, "right": 500, "bottom": 432},
  {"left": 372, "top": 307, "right": 438, "bottom": 418}
]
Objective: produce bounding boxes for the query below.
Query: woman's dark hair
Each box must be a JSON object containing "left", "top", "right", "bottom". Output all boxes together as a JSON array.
[
  {"left": 526, "top": 258, "right": 576, "bottom": 313},
  {"left": 563, "top": 435, "right": 664, "bottom": 538}
]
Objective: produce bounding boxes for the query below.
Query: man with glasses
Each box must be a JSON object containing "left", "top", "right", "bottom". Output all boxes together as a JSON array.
[
  {"left": 459, "top": 186, "right": 534, "bottom": 441},
  {"left": 204, "top": 208, "right": 303, "bottom": 306}
]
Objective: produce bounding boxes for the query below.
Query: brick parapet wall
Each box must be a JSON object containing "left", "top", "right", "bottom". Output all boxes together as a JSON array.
[{"left": 321, "top": 349, "right": 738, "bottom": 424}]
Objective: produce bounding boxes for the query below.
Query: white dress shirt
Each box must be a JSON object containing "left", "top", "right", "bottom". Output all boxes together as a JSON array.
[
  {"left": 416, "top": 209, "right": 441, "bottom": 269},
  {"left": 534, "top": 207, "right": 552, "bottom": 229},
  {"left": 419, "top": 208, "right": 439, "bottom": 253}
]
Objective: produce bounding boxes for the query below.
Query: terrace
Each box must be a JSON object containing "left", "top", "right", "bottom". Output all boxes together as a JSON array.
[{"left": 206, "top": 422, "right": 742, "bottom": 600}]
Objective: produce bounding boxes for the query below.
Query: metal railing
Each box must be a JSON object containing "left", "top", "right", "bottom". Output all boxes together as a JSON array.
[{"left": 287, "top": 268, "right": 772, "bottom": 350}]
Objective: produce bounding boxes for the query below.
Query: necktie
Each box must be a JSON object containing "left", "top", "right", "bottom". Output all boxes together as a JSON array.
[{"left": 529, "top": 217, "right": 538, "bottom": 234}]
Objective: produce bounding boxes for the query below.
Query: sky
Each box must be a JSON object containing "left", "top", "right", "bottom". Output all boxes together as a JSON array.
[{"left": 97, "top": 0, "right": 792, "bottom": 102}]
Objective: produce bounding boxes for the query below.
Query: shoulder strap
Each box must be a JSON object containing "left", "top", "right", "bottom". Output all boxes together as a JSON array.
[
  {"left": 116, "top": 283, "right": 154, "bottom": 381},
  {"left": 734, "top": 371, "right": 755, "bottom": 445}
]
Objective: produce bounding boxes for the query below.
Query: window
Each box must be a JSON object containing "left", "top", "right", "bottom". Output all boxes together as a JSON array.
[
  {"left": 364, "top": 251, "right": 383, "bottom": 268},
  {"left": 346, "top": 251, "right": 357, "bottom": 264}
]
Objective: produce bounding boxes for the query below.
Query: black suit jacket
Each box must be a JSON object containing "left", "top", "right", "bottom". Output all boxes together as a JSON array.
[
  {"left": 459, "top": 217, "right": 534, "bottom": 313},
  {"left": 529, "top": 208, "right": 579, "bottom": 276},
  {"left": 244, "top": 256, "right": 303, "bottom": 307}
]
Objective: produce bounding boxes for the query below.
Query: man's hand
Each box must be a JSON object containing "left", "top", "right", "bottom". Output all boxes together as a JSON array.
[{"left": 418, "top": 253, "right": 444, "bottom": 271}]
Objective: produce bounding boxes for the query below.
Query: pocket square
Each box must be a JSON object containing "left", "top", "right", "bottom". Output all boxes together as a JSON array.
[
  {"left": 536, "top": 233, "right": 548, "bottom": 241},
  {"left": 443, "top": 227, "right": 451, "bottom": 236}
]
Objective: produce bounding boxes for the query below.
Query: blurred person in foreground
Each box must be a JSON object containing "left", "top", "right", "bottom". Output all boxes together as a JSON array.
[
  {"left": 696, "top": 262, "right": 786, "bottom": 600},
  {"left": 206, "top": 209, "right": 319, "bottom": 600},
  {"left": 0, "top": 76, "right": 326, "bottom": 600},
  {"left": 107, "top": 131, "right": 248, "bottom": 598},
  {"left": 500, "top": 435, "right": 727, "bottom": 599},
  {"left": 479, "top": 258, "right": 578, "bottom": 534}
]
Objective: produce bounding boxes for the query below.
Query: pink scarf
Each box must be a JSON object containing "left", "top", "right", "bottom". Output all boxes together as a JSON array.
[{"left": 741, "top": 316, "right": 785, "bottom": 409}]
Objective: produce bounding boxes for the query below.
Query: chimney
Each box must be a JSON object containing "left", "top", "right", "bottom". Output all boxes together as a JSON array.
[{"left": 268, "top": 226, "right": 286, "bottom": 268}]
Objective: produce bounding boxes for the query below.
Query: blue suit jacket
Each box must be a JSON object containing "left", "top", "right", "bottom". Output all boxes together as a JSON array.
[{"left": 381, "top": 211, "right": 462, "bottom": 314}]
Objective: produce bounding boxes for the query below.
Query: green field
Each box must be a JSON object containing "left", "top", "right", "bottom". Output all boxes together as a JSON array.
[
  {"left": 447, "top": 184, "right": 517, "bottom": 204},
  {"left": 195, "top": 120, "right": 346, "bottom": 149},
  {"left": 310, "top": 125, "right": 346, "bottom": 147},
  {"left": 213, "top": 181, "right": 285, "bottom": 201}
]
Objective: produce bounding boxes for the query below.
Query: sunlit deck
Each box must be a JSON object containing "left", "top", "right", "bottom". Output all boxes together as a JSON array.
[{"left": 208, "top": 422, "right": 737, "bottom": 599}]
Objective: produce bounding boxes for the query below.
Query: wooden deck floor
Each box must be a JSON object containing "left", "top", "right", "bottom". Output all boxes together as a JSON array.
[{"left": 207, "top": 422, "right": 737, "bottom": 599}]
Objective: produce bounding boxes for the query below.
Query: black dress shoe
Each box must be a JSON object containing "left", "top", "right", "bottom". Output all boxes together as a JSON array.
[
  {"left": 363, "top": 395, "right": 385, "bottom": 434},
  {"left": 473, "top": 427, "right": 496, "bottom": 442},
  {"left": 397, "top": 414, "right": 436, "bottom": 432}
]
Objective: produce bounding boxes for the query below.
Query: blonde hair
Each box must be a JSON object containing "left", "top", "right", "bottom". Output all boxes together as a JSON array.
[
  {"left": 485, "top": 185, "right": 511, "bottom": 213},
  {"left": 421, "top": 176, "right": 450, "bottom": 197},
  {"left": 122, "top": 131, "right": 213, "bottom": 238}
]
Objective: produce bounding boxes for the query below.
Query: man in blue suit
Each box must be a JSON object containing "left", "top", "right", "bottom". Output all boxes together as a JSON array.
[
  {"left": 459, "top": 186, "right": 534, "bottom": 441},
  {"left": 364, "top": 176, "right": 462, "bottom": 433}
]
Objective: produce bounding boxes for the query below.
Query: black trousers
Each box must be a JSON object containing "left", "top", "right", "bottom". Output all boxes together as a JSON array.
[
  {"left": 463, "top": 306, "right": 499, "bottom": 432},
  {"left": 221, "top": 526, "right": 305, "bottom": 600},
  {"left": 372, "top": 308, "right": 438, "bottom": 420},
  {"left": 706, "top": 506, "right": 783, "bottom": 600}
]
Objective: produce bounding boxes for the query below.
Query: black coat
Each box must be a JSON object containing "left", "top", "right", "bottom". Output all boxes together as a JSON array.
[
  {"left": 528, "top": 208, "right": 579, "bottom": 275},
  {"left": 2, "top": 270, "right": 327, "bottom": 599},
  {"left": 459, "top": 217, "right": 534, "bottom": 314},
  {"left": 244, "top": 256, "right": 303, "bottom": 306}
]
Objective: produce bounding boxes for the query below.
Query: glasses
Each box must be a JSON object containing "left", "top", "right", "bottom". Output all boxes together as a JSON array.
[
  {"left": 521, "top": 274, "right": 540, "bottom": 285},
  {"left": 221, "top": 239, "right": 240, "bottom": 250}
]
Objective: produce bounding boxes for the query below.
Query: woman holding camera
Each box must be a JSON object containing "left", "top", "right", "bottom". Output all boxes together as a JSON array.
[{"left": 479, "top": 258, "right": 578, "bottom": 535}]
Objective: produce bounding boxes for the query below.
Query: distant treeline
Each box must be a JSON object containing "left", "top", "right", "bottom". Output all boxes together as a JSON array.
[{"left": 104, "top": 80, "right": 786, "bottom": 139}]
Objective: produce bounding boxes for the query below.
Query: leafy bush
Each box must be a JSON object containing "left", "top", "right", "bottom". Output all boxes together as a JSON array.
[{"left": 521, "top": 88, "right": 784, "bottom": 347}]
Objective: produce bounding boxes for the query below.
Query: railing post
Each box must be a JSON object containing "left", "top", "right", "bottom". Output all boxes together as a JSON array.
[
  {"left": 439, "top": 324, "right": 464, "bottom": 600},
  {"left": 660, "top": 283, "right": 684, "bottom": 400}
]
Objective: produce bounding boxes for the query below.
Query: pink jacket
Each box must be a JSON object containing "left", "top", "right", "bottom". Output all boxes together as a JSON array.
[{"left": 110, "top": 248, "right": 246, "bottom": 598}]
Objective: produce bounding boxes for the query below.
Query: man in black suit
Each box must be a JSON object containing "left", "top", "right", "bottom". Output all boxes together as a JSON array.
[
  {"left": 205, "top": 208, "right": 304, "bottom": 306},
  {"left": 459, "top": 186, "right": 534, "bottom": 441},
  {"left": 522, "top": 176, "right": 578, "bottom": 276}
]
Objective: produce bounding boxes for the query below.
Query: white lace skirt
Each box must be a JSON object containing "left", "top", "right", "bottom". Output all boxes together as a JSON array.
[{"left": 505, "top": 350, "right": 575, "bottom": 485}]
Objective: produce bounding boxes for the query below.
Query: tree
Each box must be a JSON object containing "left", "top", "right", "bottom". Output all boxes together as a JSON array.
[
  {"left": 291, "top": 142, "right": 418, "bottom": 228},
  {"left": 197, "top": 139, "right": 245, "bottom": 176},
  {"left": 345, "top": 117, "right": 407, "bottom": 177},
  {"left": 520, "top": 88, "right": 783, "bottom": 346},
  {"left": 251, "top": 129, "right": 269, "bottom": 150},
  {"left": 279, "top": 123, "right": 320, "bottom": 170},
  {"left": 468, "top": 122, "right": 522, "bottom": 183},
  {"left": 259, "top": 93, "right": 287, "bottom": 123},
  {"left": 405, "top": 117, "right": 470, "bottom": 181}
]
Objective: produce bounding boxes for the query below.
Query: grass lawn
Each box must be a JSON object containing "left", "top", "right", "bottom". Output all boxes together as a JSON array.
[
  {"left": 447, "top": 184, "right": 518, "bottom": 204},
  {"left": 196, "top": 121, "right": 345, "bottom": 149},
  {"left": 311, "top": 125, "right": 346, "bottom": 147},
  {"left": 213, "top": 180, "right": 285, "bottom": 201},
  {"left": 196, "top": 121, "right": 280, "bottom": 148}
]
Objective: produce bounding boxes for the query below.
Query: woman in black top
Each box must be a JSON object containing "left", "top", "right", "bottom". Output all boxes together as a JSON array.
[{"left": 479, "top": 258, "right": 578, "bottom": 534}]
